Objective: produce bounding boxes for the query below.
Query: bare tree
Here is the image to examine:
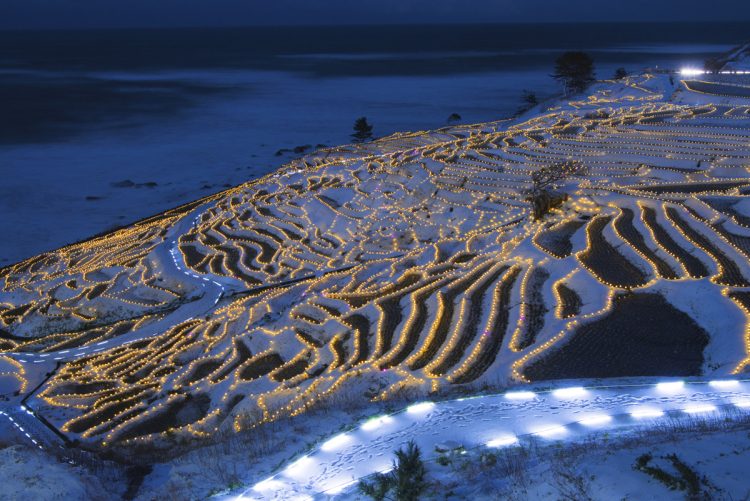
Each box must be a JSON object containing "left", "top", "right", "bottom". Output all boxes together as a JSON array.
[{"left": 527, "top": 161, "right": 587, "bottom": 220}]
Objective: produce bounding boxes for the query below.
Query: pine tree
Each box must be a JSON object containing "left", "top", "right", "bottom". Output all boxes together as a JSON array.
[
  {"left": 392, "top": 441, "right": 427, "bottom": 501},
  {"left": 352, "top": 117, "right": 374, "bottom": 143},
  {"left": 614, "top": 67, "right": 628, "bottom": 80},
  {"left": 358, "top": 440, "right": 427, "bottom": 501},
  {"left": 358, "top": 473, "right": 391, "bottom": 501},
  {"left": 704, "top": 58, "right": 723, "bottom": 74}
]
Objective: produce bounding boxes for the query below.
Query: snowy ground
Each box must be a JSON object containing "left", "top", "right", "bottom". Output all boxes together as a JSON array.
[
  {"left": 0, "top": 442, "right": 114, "bottom": 501},
  {"left": 223, "top": 378, "right": 750, "bottom": 500},
  {"left": 402, "top": 413, "right": 750, "bottom": 500}
]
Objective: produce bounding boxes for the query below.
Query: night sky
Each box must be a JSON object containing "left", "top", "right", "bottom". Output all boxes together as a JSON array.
[{"left": 2, "top": 0, "right": 750, "bottom": 30}]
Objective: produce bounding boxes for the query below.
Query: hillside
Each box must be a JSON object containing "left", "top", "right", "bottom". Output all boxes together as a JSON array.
[{"left": 1, "top": 66, "right": 750, "bottom": 473}]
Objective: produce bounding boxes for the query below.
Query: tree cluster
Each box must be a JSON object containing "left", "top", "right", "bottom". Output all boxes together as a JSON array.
[{"left": 553, "top": 52, "right": 596, "bottom": 95}]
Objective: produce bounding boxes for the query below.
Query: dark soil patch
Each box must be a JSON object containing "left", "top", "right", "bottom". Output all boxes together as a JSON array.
[
  {"left": 451, "top": 266, "right": 521, "bottom": 384},
  {"left": 270, "top": 356, "right": 310, "bottom": 382},
  {"left": 666, "top": 207, "right": 750, "bottom": 287},
  {"left": 409, "top": 262, "right": 494, "bottom": 370},
  {"left": 430, "top": 265, "right": 509, "bottom": 375},
  {"left": 579, "top": 216, "right": 649, "bottom": 288},
  {"left": 556, "top": 283, "right": 582, "bottom": 318},
  {"left": 641, "top": 206, "right": 708, "bottom": 278},
  {"left": 534, "top": 219, "right": 586, "bottom": 258},
  {"left": 116, "top": 394, "right": 212, "bottom": 441},
  {"left": 614, "top": 208, "right": 679, "bottom": 279},
  {"left": 183, "top": 359, "right": 224, "bottom": 385},
  {"left": 522, "top": 293, "right": 709, "bottom": 380},
  {"left": 342, "top": 314, "right": 372, "bottom": 366},
  {"left": 514, "top": 267, "right": 549, "bottom": 350},
  {"left": 238, "top": 353, "right": 284, "bottom": 381}
]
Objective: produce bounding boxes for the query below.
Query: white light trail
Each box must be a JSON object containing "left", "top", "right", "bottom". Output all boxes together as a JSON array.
[
  {"left": 504, "top": 391, "right": 536, "bottom": 400},
  {"left": 532, "top": 425, "right": 567, "bottom": 438},
  {"left": 683, "top": 404, "right": 716, "bottom": 414},
  {"left": 630, "top": 407, "right": 665, "bottom": 419},
  {"left": 655, "top": 381, "right": 685, "bottom": 393},
  {"left": 579, "top": 414, "right": 612, "bottom": 426},
  {"left": 321, "top": 433, "right": 353, "bottom": 452},
  {"left": 252, "top": 477, "right": 285, "bottom": 493},
  {"left": 709, "top": 380, "right": 740, "bottom": 389},
  {"left": 361, "top": 415, "right": 393, "bottom": 431},
  {"left": 406, "top": 402, "right": 435, "bottom": 414},
  {"left": 552, "top": 386, "right": 588, "bottom": 399},
  {"left": 284, "top": 456, "right": 315, "bottom": 480}
]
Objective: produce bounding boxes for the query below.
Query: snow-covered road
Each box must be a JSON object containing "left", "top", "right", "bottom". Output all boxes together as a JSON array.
[
  {"left": 231, "top": 378, "right": 750, "bottom": 500},
  {"left": 0, "top": 406, "right": 47, "bottom": 451}
]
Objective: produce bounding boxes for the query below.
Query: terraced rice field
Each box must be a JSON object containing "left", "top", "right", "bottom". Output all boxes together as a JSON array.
[{"left": 1, "top": 73, "right": 750, "bottom": 452}]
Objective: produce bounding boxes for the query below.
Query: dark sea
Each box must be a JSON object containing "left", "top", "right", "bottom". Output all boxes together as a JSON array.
[{"left": 0, "top": 22, "right": 746, "bottom": 263}]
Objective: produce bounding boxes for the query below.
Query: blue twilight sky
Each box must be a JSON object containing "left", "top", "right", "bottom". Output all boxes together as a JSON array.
[{"left": 2, "top": 0, "right": 750, "bottom": 30}]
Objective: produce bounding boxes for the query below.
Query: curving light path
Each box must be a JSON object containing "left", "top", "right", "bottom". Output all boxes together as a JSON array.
[{"left": 229, "top": 378, "right": 750, "bottom": 501}]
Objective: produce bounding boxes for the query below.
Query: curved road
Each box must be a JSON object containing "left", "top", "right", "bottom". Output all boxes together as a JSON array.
[{"left": 230, "top": 378, "right": 750, "bottom": 500}]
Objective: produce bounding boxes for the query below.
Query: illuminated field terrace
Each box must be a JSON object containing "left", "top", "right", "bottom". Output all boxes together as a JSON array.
[{"left": 2, "top": 72, "right": 750, "bottom": 452}]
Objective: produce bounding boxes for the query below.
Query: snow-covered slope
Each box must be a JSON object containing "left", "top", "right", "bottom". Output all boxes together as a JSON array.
[
  {"left": 0, "top": 444, "right": 113, "bottom": 500},
  {"left": 1, "top": 59, "right": 750, "bottom": 499}
]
